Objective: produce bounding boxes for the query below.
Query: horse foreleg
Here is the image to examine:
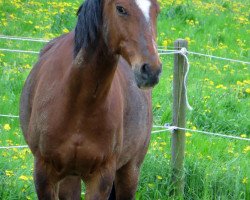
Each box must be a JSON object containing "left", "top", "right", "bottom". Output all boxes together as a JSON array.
[
  {"left": 114, "top": 161, "right": 140, "bottom": 200},
  {"left": 85, "top": 163, "right": 115, "bottom": 200},
  {"left": 34, "top": 157, "right": 60, "bottom": 200},
  {"left": 59, "top": 176, "right": 81, "bottom": 200}
]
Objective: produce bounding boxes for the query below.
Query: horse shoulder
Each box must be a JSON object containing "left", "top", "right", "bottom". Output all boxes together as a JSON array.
[{"left": 20, "top": 33, "right": 75, "bottom": 150}]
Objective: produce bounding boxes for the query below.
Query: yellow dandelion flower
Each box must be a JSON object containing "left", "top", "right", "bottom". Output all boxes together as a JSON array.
[
  {"left": 2, "top": 21, "right": 7, "bottom": 26},
  {"left": 160, "top": 142, "right": 167, "bottom": 146},
  {"left": 9, "top": 14, "right": 15, "bottom": 19},
  {"left": 228, "top": 148, "right": 234, "bottom": 154},
  {"left": 222, "top": 167, "right": 227, "bottom": 171},
  {"left": 156, "top": 175, "right": 163, "bottom": 180},
  {"left": 3, "top": 124, "right": 11, "bottom": 131},
  {"left": 5, "top": 170, "right": 14, "bottom": 177},
  {"left": 14, "top": 132, "right": 20, "bottom": 136},
  {"left": 207, "top": 156, "right": 212, "bottom": 160},
  {"left": 59, "top": 8, "right": 65, "bottom": 13},
  {"left": 21, "top": 165, "right": 27, "bottom": 169},
  {"left": 245, "top": 88, "right": 250, "bottom": 94},
  {"left": 163, "top": 153, "right": 168, "bottom": 158},
  {"left": 243, "top": 80, "right": 250, "bottom": 84},
  {"left": 6, "top": 139, "right": 13, "bottom": 145},
  {"left": 148, "top": 183, "right": 155, "bottom": 188},
  {"left": 205, "top": 109, "right": 211, "bottom": 113},
  {"left": 216, "top": 84, "right": 227, "bottom": 90},
  {"left": 62, "top": 28, "right": 69, "bottom": 33},
  {"left": 237, "top": 81, "right": 244, "bottom": 86},
  {"left": 186, "top": 132, "right": 192, "bottom": 137},
  {"left": 198, "top": 152, "right": 203, "bottom": 159},
  {"left": 2, "top": 152, "right": 8, "bottom": 157},
  {"left": 203, "top": 96, "right": 211, "bottom": 100},
  {"left": 156, "top": 103, "right": 161, "bottom": 109},
  {"left": 19, "top": 175, "right": 29, "bottom": 181},
  {"left": 152, "top": 141, "right": 158, "bottom": 147},
  {"left": 12, "top": 156, "right": 18, "bottom": 160},
  {"left": 243, "top": 146, "right": 250, "bottom": 154},
  {"left": 242, "top": 177, "right": 248, "bottom": 184},
  {"left": 185, "top": 37, "right": 191, "bottom": 44},
  {"left": 162, "top": 40, "right": 168, "bottom": 47},
  {"left": 240, "top": 134, "right": 247, "bottom": 138}
]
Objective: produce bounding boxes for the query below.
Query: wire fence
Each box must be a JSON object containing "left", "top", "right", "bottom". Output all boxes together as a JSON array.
[
  {"left": 152, "top": 125, "right": 250, "bottom": 142},
  {"left": 0, "top": 35, "right": 49, "bottom": 43},
  {"left": 0, "top": 35, "right": 249, "bottom": 150},
  {"left": 1, "top": 34, "right": 250, "bottom": 65},
  {"left": 0, "top": 48, "right": 39, "bottom": 54}
]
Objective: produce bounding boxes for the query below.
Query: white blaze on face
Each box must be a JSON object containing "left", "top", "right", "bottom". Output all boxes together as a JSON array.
[{"left": 135, "top": 0, "right": 151, "bottom": 22}]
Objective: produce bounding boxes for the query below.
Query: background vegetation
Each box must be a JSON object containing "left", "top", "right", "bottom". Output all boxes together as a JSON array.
[{"left": 0, "top": 0, "right": 249, "bottom": 199}]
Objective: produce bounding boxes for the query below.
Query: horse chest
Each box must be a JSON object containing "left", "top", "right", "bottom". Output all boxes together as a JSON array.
[
  {"left": 40, "top": 128, "right": 117, "bottom": 176},
  {"left": 34, "top": 77, "right": 123, "bottom": 175}
]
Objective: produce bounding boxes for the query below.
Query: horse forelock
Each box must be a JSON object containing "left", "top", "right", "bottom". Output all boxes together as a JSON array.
[{"left": 74, "top": 0, "right": 103, "bottom": 57}]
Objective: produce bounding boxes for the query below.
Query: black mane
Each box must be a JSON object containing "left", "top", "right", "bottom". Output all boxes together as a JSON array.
[{"left": 74, "top": 0, "right": 102, "bottom": 57}]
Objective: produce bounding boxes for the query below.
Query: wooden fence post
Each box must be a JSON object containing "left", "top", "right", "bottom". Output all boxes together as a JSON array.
[{"left": 170, "top": 39, "right": 188, "bottom": 198}]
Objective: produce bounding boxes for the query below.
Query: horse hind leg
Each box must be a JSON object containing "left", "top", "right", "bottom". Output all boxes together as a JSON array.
[{"left": 58, "top": 176, "right": 81, "bottom": 200}]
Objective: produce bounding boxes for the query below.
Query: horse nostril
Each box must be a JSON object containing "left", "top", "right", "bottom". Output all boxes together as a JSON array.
[
  {"left": 136, "top": 63, "right": 161, "bottom": 88},
  {"left": 141, "top": 63, "right": 151, "bottom": 75}
]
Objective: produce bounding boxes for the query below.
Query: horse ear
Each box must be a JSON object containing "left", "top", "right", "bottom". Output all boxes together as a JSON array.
[{"left": 74, "top": 0, "right": 103, "bottom": 57}]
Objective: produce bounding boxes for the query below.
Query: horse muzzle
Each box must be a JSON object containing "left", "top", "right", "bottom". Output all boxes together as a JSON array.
[{"left": 134, "top": 63, "right": 162, "bottom": 89}]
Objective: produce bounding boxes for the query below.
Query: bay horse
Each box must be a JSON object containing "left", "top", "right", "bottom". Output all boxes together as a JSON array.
[{"left": 20, "top": 0, "right": 161, "bottom": 199}]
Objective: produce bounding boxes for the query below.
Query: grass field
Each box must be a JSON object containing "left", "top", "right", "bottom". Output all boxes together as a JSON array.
[{"left": 0, "top": 0, "right": 249, "bottom": 199}]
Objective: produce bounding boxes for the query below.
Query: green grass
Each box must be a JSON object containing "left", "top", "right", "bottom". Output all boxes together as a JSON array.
[{"left": 0, "top": 0, "right": 249, "bottom": 199}]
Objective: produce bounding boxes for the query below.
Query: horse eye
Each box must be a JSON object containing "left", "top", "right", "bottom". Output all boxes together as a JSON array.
[{"left": 116, "top": 6, "right": 128, "bottom": 16}]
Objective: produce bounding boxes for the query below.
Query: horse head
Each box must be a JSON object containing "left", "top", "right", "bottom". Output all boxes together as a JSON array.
[{"left": 75, "top": 0, "right": 162, "bottom": 88}]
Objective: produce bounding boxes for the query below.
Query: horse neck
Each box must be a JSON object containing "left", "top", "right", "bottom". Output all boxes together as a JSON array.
[{"left": 66, "top": 42, "right": 119, "bottom": 109}]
